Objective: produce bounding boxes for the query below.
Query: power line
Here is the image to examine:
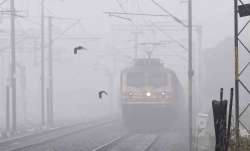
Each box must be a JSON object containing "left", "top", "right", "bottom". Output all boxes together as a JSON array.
[
  {"left": 116, "top": 0, "right": 127, "bottom": 13},
  {"left": 0, "top": 0, "right": 7, "bottom": 6},
  {"left": 105, "top": 11, "right": 170, "bottom": 17},
  {"left": 151, "top": 0, "right": 187, "bottom": 28},
  {"left": 114, "top": 0, "right": 139, "bottom": 29},
  {"left": 149, "top": 21, "right": 187, "bottom": 50}
]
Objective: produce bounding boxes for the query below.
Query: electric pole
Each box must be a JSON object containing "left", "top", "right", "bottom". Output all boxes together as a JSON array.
[
  {"left": 41, "top": 0, "right": 46, "bottom": 127},
  {"left": 10, "top": 0, "right": 17, "bottom": 133},
  {"left": 1, "top": 54, "right": 4, "bottom": 103},
  {"left": 134, "top": 32, "right": 138, "bottom": 59},
  {"left": 196, "top": 26, "right": 202, "bottom": 109},
  {"left": 6, "top": 86, "right": 10, "bottom": 133},
  {"left": 16, "top": 64, "right": 27, "bottom": 125},
  {"left": 188, "top": 0, "right": 193, "bottom": 150},
  {"left": 47, "top": 16, "right": 54, "bottom": 127},
  {"left": 234, "top": 0, "right": 240, "bottom": 150}
]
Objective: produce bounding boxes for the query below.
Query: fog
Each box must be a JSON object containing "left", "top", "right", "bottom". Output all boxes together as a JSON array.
[{"left": 0, "top": 0, "right": 249, "bottom": 150}]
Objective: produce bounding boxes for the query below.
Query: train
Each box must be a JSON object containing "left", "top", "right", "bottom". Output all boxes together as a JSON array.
[{"left": 120, "top": 58, "right": 185, "bottom": 131}]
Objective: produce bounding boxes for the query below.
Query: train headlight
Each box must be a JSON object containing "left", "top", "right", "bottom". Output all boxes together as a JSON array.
[
  {"left": 128, "top": 92, "right": 133, "bottom": 96},
  {"left": 146, "top": 92, "right": 151, "bottom": 97},
  {"left": 161, "top": 91, "right": 167, "bottom": 96}
]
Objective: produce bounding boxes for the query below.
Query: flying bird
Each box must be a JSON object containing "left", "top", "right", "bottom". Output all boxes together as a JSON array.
[
  {"left": 74, "top": 46, "right": 87, "bottom": 54},
  {"left": 98, "top": 90, "right": 108, "bottom": 99}
]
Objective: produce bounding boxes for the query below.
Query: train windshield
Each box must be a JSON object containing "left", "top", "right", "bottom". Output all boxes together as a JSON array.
[
  {"left": 127, "top": 72, "right": 145, "bottom": 87},
  {"left": 148, "top": 72, "right": 168, "bottom": 87},
  {"left": 127, "top": 71, "right": 168, "bottom": 88}
]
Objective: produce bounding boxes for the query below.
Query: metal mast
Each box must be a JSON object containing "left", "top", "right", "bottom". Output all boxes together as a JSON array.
[
  {"left": 47, "top": 16, "right": 54, "bottom": 127},
  {"left": 232, "top": 1, "right": 250, "bottom": 151},
  {"left": 234, "top": 0, "right": 240, "bottom": 150},
  {"left": 41, "top": 0, "right": 45, "bottom": 127},
  {"left": 134, "top": 32, "right": 138, "bottom": 58},
  {"left": 196, "top": 26, "right": 202, "bottom": 109},
  {"left": 6, "top": 86, "right": 10, "bottom": 132},
  {"left": 188, "top": 0, "right": 193, "bottom": 150},
  {"left": 10, "top": 0, "right": 17, "bottom": 133}
]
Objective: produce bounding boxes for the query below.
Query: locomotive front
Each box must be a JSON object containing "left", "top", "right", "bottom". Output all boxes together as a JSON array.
[{"left": 120, "top": 59, "right": 181, "bottom": 131}]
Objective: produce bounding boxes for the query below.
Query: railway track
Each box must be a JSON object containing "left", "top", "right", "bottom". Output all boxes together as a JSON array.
[
  {"left": 92, "top": 133, "right": 160, "bottom": 151},
  {"left": 0, "top": 118, "right": 120, "bottom": 151}
]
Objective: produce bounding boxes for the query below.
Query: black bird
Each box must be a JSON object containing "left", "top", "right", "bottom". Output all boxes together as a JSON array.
[
  {"left": 98, "top": 90, "right": 108, "bottom": 99},
  {"left": 74, "top": 46, "right": 87, "bottom": 54}
]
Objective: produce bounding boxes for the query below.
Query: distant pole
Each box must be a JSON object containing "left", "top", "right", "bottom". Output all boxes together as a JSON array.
[
  {"left": 188, "top": 0, "right": 193, "bottom": 150},
  {"left": 134, "top": 32, "right": 138, "bottom": 59},
  {"left": 47, "top": 16, "right": 54, "bottom": 127},
  {"left": 10, "top": 0, "right": 17, "bottom": 133},
  {"left": 18, "top": 65, "right": 27, "bottom": 124},
  {"left": 112, "top": 57, "right": 117, "bottom": 114},
  {"left": 1, "top": 54, "right": 4, "bottom": 107},
  {"left": 1, "top": 55, "right": 4, "bottom": 132},
  {"left": 197, "top": 26, "right": 202, "bottom": 108},
  {"left": 41, "top": 0, "right": 46, "bottom": 127},
  {"left": 234, "top": 0, "right": 240, "bottom": 150},
  {"left": 6, "top": 86, "right": 10, "bottom": 133}
]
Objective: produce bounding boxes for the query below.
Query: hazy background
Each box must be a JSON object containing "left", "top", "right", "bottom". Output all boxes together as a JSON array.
[{"left": 0, "top": 0, "right": 249, "bottom": 130}]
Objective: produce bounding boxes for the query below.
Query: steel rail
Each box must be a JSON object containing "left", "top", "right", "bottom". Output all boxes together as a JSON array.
[
  {"left": 92, "top": 134, "right": 160, "bottom": 151},
  {"left": 92, "top": 134, "right": 128, "bottom": 151},
  {"left": 0, "top": 118, "right": 120, "bottom": 151}
]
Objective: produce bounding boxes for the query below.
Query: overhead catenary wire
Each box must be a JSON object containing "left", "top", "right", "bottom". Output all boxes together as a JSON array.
[
  {"left": 149, "top": 21, "right": 187, "bottom": 50},
  {"left": 114, "top": 0, "right": 139, "bottom": 29},
  {"left": 151, "top": 0, "right": 188, "bottom": 28},
  {"left": 105, "top": 12, "right": 169, "bottom": 17},
  {"left": 0, "top": 0, "right": 7, "bottom": 6},
  {"left": 124, "top": 0, "right": 187, "bottom": 52},
  {"left": 0, "top": 17, "right": 83, "bottom": 52}
]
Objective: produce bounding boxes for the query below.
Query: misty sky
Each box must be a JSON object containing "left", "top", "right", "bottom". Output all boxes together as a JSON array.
[{"left": 7, "top": 0, "right": 235, "bottom": 49}]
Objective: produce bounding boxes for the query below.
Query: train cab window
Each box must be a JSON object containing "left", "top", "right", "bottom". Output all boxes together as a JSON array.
[
  {"left": 127, "top": 71, "right": 168, "bottom": 88},
  {"left": 148, "top": 72, "right": 168, "bottom": 88},
  {"left": 127, "top": 72, "right": 145, "bottom": 87}
]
